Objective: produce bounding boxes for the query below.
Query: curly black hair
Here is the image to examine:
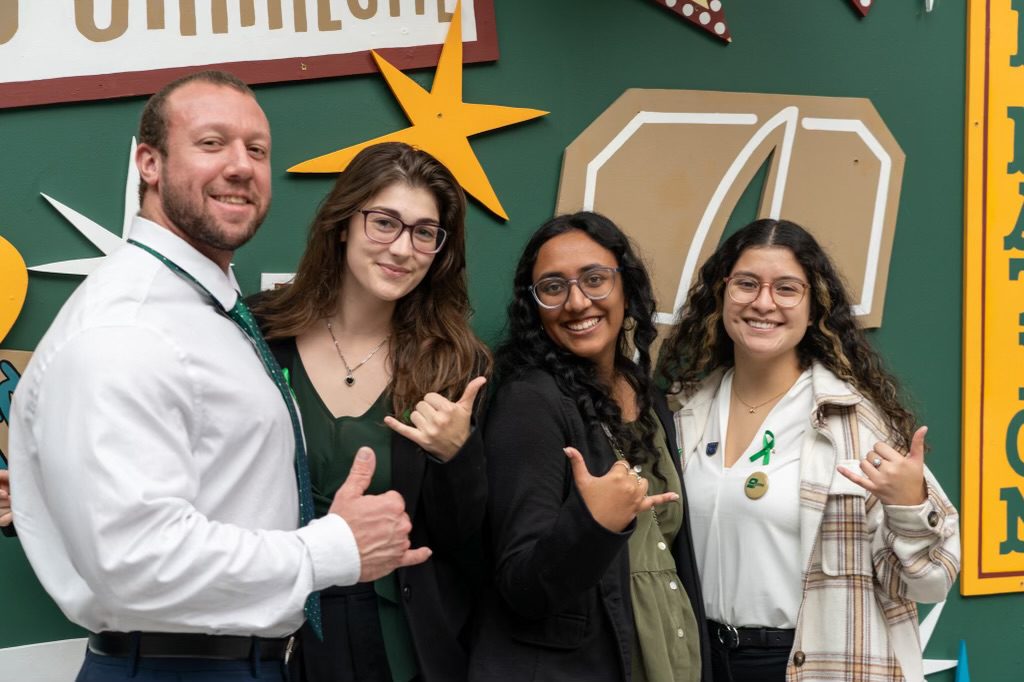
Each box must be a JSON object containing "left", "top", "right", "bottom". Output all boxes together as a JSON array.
[
  {"left": 495, "top": 212, "right": 661, "bottom": 469},
  {"left": 658, "top": 218, "right": 916, "bottom": 451}
]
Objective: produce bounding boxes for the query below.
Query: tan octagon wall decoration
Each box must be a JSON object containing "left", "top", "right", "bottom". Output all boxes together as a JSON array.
[{"left": 556, "top": 89, "right": 905, "bottom": 330}]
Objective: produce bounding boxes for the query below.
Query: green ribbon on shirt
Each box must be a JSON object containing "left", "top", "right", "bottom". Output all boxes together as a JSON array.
[{"left": 749, "top": 430, "right": 775, "bottom": 466}]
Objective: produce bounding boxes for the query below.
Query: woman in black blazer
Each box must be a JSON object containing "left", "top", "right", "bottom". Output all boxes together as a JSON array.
[
  {"left": 469, "top": 212, "right": 711, "bottom": 682},
  {"left": 251, "top": 142, "right": 490, "bottom": 682}
]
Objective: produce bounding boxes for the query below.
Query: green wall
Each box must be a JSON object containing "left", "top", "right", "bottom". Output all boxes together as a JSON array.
[{"left": 1, "top": 1, "right": 1013, "bottom": 678}]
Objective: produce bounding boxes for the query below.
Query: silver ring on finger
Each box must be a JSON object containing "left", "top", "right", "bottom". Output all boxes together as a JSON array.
[{"left": 871, "top": 457, "right": 882, "bottom": 468}]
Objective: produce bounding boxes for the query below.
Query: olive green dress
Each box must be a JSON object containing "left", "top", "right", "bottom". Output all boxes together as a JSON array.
[
  {"left": 624, "top": 415, "right": 702, "bottom": 682},
  {"left": 290, "top": 358, "right": 418, "bottom": 682}
]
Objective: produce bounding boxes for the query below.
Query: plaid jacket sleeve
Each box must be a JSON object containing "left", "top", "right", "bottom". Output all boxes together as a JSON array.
[{"left": 852, "top": 404, "right": 961, "bottom": 603}]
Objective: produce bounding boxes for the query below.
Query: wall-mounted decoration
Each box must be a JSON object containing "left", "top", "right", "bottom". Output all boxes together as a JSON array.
[
  {"left": 955, "top": 640, "right": 970, "bottom": 682},
  {"left": 650, "top": 0, "right": 731, "bottom": 43},
  {"left": 0, "top": 1, "right": 496, "bottom": 108},
  {"left": 289, "top": 1, "right": 546, "bottom": 220},
  {"left": 850, "top": 0, "right": 874, "bottom": 17},
  {"left": 31, "top": 138, "right": 138, "bottom": 276},
  {"left": 0, "top": 234, "right": 26, "bottom": 343},
  {"left": 0, "top": 232, "right": 28, "bottom": 464},
  {"left": 0, "top": 640, "right": 88, "bottom": 682},
  {"left": 961, "top": 0, "right": 1024, "bottom": 596},
  {"left": 919, "top": 601, "right": 957, "bottom": 676},
  {"left": 261, "top": 273, "right": 295, "bottom": 290},
  {"left": 556, "top": 89, "right": 904, "bottom": 330},
  {"left": 0, "top": 350, "right": 28, "bottom": 465}
]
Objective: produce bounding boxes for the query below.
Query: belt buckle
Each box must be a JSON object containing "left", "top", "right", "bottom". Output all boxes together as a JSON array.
[
  {"left": 716, "top": 623, "right": 740, "bottom": 649},
  {"left": 283, "top": 636, "right": 295, "bottom": 665}
]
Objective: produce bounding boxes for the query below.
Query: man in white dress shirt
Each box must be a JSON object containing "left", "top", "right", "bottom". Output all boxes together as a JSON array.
[{"left": 8, "top": 70, "right": 429, "bottom": 681}]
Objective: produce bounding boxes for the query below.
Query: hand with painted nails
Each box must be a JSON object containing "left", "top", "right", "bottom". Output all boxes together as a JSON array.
[
  {"left": 564, "top": 446, "right": 679, "bottom": 532},
  {"left": 383, "top": 376, "right": 486, "bottom": 461},
  {"left": 837, "top": 425, "right": 929, "bottom": 506}
]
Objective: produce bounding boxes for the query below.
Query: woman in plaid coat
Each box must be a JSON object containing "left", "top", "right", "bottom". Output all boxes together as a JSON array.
[{"left": 659, "top": 219, "right": 960, "bottom": 682}]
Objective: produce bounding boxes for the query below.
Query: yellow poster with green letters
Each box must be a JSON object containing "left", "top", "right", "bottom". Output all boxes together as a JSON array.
[{"left": 962, "top": 0, "right": 1024, "bottom": 596}]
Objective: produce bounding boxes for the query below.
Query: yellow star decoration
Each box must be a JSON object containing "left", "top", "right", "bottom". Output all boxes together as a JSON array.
[
  {"left": 0, "top": 234, "right": 28, "bottom": 345},
  {"left": 288, "top": 1, "right": 547, "bottom": 220}
]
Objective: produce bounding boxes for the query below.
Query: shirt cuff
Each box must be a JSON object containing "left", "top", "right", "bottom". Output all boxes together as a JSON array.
[
  {"left": 882, "top": 494, "right": 944, "bottom": 533},
  {"left": 296, "top": 513, "right": 361, "bottom": 589}
]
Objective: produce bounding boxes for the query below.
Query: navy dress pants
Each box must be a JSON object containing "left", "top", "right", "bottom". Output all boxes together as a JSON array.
[{"left": 75, "top": 649, "right": 288, "bottom": 681}]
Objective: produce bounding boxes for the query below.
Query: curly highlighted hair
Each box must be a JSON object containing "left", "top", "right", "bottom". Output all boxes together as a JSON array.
[
  {"left": 496, "top": 212, "right": 662, "bottom": 469},
  {"left": 658, "top": 218, "right": 916, "bottom": 451}
]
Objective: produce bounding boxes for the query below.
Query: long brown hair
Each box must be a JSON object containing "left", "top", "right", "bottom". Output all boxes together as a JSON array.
[
  {"left": 252, "top": 142, "right": 491, "bottom": 415},
  {"left": 658, "top": 218, "right": 916, "bottom": 451}
]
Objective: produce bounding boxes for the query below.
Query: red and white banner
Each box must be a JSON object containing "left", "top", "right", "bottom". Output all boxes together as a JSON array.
[{"left": 0, "top": 0, "right": 497, "bottom": 108}]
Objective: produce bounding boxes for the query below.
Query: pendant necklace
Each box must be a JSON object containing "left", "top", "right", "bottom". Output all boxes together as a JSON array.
[
  {"left": 325, "top": 319, "right": 389, "bottom": 387},
  {"left": 732, "top": 384, "right": 789, "bottom": 414}
]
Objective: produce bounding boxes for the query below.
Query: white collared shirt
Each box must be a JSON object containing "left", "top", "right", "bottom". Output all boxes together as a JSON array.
[
  {"left": 9, "top": 217, "right": 359, "bottom": 637},
  {"left": 684, "top": 368, "right": 812, "bottom": 628}
]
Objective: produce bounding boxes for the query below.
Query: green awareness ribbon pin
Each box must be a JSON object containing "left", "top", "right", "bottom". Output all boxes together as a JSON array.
[{"left": 749, "top": 430, "right": 775, "bottom": 466}]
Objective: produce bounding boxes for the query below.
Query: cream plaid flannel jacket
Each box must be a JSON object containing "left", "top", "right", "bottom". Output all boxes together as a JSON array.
[{"left": 673, "top": 363, "right": 960, "bottom": 682}]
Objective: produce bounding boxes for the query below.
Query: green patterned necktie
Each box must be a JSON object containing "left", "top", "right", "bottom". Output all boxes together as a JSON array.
[{"left": 128, "top": 239, "right": 323, "bottom": 640}]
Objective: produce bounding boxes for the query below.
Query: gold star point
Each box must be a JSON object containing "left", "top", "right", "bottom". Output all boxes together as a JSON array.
[{"left": 288, "top": 1, "right": 547, "bottom": 221}]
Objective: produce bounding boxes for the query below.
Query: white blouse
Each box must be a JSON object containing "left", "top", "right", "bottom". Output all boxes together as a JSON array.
[{"left": 684, "top": 368, "right": 813, "bottom": 628}]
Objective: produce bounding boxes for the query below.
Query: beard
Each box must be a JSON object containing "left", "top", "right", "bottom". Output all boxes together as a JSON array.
[{"left": 160, "top": 179, "right": 267, "bottom": 253}]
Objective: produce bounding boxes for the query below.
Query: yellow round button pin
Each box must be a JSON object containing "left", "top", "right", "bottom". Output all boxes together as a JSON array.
[{"left": 744, "top": 471, "right": 769, "bottom": 500}]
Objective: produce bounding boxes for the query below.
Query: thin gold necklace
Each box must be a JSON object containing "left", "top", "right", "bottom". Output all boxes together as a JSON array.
[
  {"left": 325, "top": 319, "right": 389, "bottom": 387},
  {"left": 732, "top": 383, "right": 789, "bottom": 414}
]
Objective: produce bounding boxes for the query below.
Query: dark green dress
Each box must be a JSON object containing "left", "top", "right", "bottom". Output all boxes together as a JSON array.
[
  {"left": 290, "top": 357, "right": 418, "bottom": 682},
  {"left": 625, "top": 415, "right": 702, "bottom": 682}
]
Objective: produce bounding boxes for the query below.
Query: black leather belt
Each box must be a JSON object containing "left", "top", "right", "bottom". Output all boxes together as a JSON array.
[
  {"left": 87, "top": 631, "right": 295, "bottom": 661},
  {"left": 709, "top": 620, "right": 795, "bottom": 650}
]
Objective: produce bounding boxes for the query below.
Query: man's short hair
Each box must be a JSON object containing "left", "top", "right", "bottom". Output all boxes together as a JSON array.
[{"left": 137, "top": 70, "right": 255, "bottom": 203}]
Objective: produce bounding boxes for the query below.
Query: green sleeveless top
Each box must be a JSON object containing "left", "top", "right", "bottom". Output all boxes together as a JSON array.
[
  {"left": 625, "top": 414, "right": 701, "bottom": 682},
  {"left": 289, "top": 356, "right": 418, "bottom": 682}
]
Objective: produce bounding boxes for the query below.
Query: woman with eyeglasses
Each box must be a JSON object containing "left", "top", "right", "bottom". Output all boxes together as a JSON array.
[
  {"left": 658, "top": 219, "right": 959, "bottom": 682},
  {"left": 469, "top": 212, "right": 711, "bottom": 682},
  {"left": 250, "top": 142, "right": 490, "bottom": 682}
]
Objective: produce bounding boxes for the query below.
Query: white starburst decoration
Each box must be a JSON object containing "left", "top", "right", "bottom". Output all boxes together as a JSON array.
[
  {"left": 30, "top": 138, "right": 140, "bottom": 276},
  {"left": 921, "top": 600, "right": 957, "bottom": 676}
]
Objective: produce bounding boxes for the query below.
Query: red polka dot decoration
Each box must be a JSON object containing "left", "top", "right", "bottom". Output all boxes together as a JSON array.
[{"left": 652, "top": 0, "right": 731, "bottom": 43}]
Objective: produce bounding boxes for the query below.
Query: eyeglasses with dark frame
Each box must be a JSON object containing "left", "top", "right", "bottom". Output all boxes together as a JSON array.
[
  {"left": 359, "top": 209, "right": 448, "bottom": 254},
  {"left": 724, "top": 275, "right": 809, "bottom": 308},
  {"left": 530, "top": 266, "right": 622, "bottom": 310}
]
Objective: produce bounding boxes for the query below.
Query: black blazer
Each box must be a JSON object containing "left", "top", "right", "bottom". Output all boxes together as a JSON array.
[
  {"left": 468, "top": 369, "right": 711, "bottom": 682},
  {"left": 269, "top": 337, "right": 487, "bottom": 682}
]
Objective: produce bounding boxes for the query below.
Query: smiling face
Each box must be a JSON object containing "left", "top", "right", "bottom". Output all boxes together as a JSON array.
[
  {"left": 532, "top": 230, "right": 625, "bottom": 375},
  {"left": 722, "top": 245, "right": 811, "bottom": 366},
  {"left": 340, "top": 182, "right": 440, "bottom": 304},
  {"left": 137, "top": 82, "right": 271, "bottom": 269}
]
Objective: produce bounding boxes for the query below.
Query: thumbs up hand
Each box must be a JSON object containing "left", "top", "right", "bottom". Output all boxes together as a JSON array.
[
  {"left": 329, "top": 447, "right": 432, "bottom": 582},
  {"left": 837, "top": 426, "right": 930, "bottom": 506},
  {"left": 564, "top": 447, "right": 679, "bottom": 533},
  {"left": 384, "top": 376, "right": 487, "bottom": 461}
]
